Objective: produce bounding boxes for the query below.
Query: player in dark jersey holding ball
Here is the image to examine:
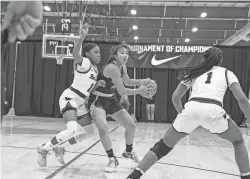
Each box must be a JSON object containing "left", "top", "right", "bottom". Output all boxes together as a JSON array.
[{"left": 88, "top": 43, "right": 155, "bottom": 172}]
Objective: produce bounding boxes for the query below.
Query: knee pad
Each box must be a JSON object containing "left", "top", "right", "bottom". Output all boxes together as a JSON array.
[
  {"left": 150, "top": 139, "right": 173, "bottom": 160},
  {"left": 66, "top": 121, "right": 78, "bottom": 134},
  {"left": 55, "top": 122, "right": 78, "bottom": 144},
  {"left": 74, "top": 130, "right": 93, "bottom": 142}
]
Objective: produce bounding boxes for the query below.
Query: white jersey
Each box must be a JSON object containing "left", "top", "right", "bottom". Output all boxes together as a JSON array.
[
  {"left": 71, "top": 57, "right": 98, "bottom": 96},
  {"left": 181, "top": 66, "right": 239, "bottom": 103}
]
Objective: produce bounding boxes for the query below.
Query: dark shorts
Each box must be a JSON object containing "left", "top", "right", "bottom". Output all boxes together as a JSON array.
[{"left": 88, "top": 93, "right": 124, "bottom": 115}]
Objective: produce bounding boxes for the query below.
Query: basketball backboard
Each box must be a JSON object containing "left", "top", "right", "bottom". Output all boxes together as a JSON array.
[{"left": 42, "top": 34, "right": 80, "bottom": 64}]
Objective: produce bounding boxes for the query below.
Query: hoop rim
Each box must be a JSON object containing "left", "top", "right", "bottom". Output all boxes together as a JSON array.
[{"left": 56, "top": 54, "right": 65, "bottom": 59}]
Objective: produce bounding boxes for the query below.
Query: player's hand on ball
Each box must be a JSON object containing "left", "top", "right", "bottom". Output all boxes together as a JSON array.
[
  {"left": 138, "top": 83, "right": 154, "bottom": 99},
  {"left": 141, "top": 78, "right": 151, "bottom": 86},
  {"left": 140, "top": 79, "right": 157, "bottom": 98}
]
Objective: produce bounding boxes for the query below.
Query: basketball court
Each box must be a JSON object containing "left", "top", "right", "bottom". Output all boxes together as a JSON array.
[
  {"left": 2, "top": 116, "right": 249, "bottom": 179},
  {"left": 1, "top": 1, "right": 250, "bottom": 179}
]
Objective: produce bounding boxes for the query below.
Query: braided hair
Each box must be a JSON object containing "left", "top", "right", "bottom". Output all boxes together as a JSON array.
[
  {"left": 180, "top": 47, "right": 223, "bottom": 82},
  {"left": 106, "top": 43, "right": 131, "bottom": 64},
  {"left": 81, "top": 43, "right": 98, "bottom": 57}
]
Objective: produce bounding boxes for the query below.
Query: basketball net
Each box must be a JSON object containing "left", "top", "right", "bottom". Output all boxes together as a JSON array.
[{"left": 56, "top": 55, "right": 64, "bottom": 65}]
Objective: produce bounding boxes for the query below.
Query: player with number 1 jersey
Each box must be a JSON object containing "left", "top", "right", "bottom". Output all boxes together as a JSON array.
[
  {"left": 37, "top": 24, "right": 102, "bottom": 167},
  {"left": 127, "top": 47, "right": 250, "bottom": 179}
]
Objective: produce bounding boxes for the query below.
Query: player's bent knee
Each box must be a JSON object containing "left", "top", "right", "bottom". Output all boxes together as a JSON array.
[
  {"left": 150, "top": 138, "right": 173, "bottom": 160},
  {"left": 66, "top": 121, "right": 78, "bottom": 135},
  {"left": 126, "top": 120, "right": 136, "bottom": 131}
]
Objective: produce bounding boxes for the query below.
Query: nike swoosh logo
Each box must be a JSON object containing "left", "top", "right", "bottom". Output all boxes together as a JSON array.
[{"left": 151, "top": 55, "right": 182, "bottom": 66}]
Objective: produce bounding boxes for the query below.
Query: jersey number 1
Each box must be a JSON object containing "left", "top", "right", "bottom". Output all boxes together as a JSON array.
[
  {"left": 205, "top": 72, "right": 213, "bottom": 84},
  {"left": 87, "top": 83, "right": 95, "bottom": 92}
]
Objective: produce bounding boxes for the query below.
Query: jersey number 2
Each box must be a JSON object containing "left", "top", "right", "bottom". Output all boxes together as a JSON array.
[
  {"left": 87, "top": 83, "right": 95, "bottom": 92},
  {"left": 205, "top": 72, "right": 213, "bottom": 84}
]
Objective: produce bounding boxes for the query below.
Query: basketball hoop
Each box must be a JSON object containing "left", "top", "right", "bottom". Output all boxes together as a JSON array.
[{"left": 56, "top": 55, "right": 64, "bottom": 65}]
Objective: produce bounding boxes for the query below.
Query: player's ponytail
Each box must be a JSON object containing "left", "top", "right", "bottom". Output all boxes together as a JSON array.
[
  {"left": 179, "top": 47, "right": 223, "bottom": 82},
  {"left": 107, "top": 55, "right": 116, "bottom": 64}
]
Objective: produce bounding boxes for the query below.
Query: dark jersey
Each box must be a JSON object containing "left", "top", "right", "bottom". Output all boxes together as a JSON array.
[{"left": 95, "top": 62, "right": 124, "bottom": 95}]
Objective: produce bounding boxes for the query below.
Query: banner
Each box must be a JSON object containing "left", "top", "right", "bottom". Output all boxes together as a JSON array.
[{"left": 127, "top": 44, "right": 212, "bottom": 69}]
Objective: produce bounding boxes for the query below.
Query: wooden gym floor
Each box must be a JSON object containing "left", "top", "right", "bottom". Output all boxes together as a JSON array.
[{"left": 1, "top": 116, "right": 250, "bottom": 179}]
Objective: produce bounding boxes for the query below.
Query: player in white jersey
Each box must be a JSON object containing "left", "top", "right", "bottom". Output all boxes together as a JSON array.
[
  {"left": 37, "top": 24, "right": 103, "bottom": 167},
  {"left": 127, "top": 47, "right": 250, "bottom": 179}
]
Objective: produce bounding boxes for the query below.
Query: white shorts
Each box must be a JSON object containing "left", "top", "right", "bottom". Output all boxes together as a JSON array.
[
  {"left": 59, "top": 88, "right": 89, "bottom": 117},
  {"left": 173, "top": 101, "right": 229, "bottom": 134}
]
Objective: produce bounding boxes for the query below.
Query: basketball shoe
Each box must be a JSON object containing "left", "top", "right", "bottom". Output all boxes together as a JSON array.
[
  {"left": 53, "top": 146, "right": 66, "bottom": 165},
  {"left": 105, "top": 157, "right": 119, "bottom": 172},
  {"left": 122, "top": 150, "right": 141, "bottom": 163}
]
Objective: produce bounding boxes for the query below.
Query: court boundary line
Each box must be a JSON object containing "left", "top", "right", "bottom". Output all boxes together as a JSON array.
[
  {"left": 44, "top": 125, "right": 120, "bottom": 179},
  {"left": 2, "top": 121, "right": 46, "bottom": 128},
  {"left": 72, "top": 153, "right": 240, "bottom": 177},
  {"left": 0, "top": 146, "right": 241, "bottom": 177}
]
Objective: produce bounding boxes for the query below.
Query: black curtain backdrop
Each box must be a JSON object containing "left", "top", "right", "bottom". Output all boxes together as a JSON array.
[
  {"left": 3, "top": 41, "right": 250, "bottom": 125},
  {"left": 221, "top": 47, "right": 250, "bottom": 125}
]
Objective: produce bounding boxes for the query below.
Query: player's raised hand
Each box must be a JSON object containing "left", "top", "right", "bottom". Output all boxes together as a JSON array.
[{"left": 81, "top": 23, "right": 90, "bottom": 36}]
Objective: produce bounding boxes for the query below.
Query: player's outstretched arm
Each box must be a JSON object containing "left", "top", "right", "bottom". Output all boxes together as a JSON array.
[
  {"left": 104, "top": 64, "right": 151, "bottom": 96},
  {"left": 172, "top": 82, "right": 189, "bottom": 113},
  {"left": 229, "top": 82, "right": 250, "bottom": 121},
  {"left": 73, "top": 23, "right": 89, "bottom": 64}
]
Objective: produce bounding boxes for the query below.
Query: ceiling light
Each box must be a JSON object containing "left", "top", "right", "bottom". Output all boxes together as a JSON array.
[
  {"left": 200, "top": 12, "right": 207, "bottom": 18},
  {"left": 44, "top": 6, "right": 51, "bottom": 11},
  {"left": 134, "top": 36, "right": 138, "bottom": 40},
  {"left": 185, "top": 38, "right": 190, "bottom": 43},
  {"left": 132, "top": 25, "right": 138, "bottom": 30},
  {"left": 131, "top": 9, "right": 137, "bottom": 15},
  {"left": 192, "top": 27, "right": 198, "bottom": 32}
]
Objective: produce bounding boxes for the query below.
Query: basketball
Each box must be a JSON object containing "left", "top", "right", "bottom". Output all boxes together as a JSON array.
[
  {"left": 141, "top": 79, "right": 157, "bottom": 98},
  {"left": 147, "top": 80, "right": 157, "bottom": 97}
]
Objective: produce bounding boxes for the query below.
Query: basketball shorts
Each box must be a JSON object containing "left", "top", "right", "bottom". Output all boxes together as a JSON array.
[
  {"left": 147, "top": 104, "right": 155, "bottom": 109},
  {"left": 59, "top": 88, "right": 89, "bottom": 118},
  {"left": 88, "top": 93, "right": 124, "bottom": 115},
  {"left": 173, "top": 101, "right": 229, "bottom": 134}
]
